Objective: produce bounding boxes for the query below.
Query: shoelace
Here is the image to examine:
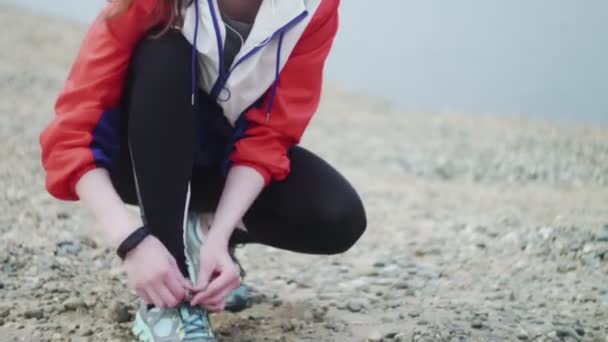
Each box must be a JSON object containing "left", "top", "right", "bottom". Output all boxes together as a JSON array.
[
  {"left": 229, "top": 244, "right": 246, "bottom": 278},
  {"left": 178, "top": 305, "right": 214, "bottom": 340}
]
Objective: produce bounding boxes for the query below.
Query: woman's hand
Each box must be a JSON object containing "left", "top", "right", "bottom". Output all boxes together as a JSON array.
[
  {"left": 123, "top": 235, "right": 193, "bottom": 308},
  {"left": 190, "top": 234, "right": 240, "bottom": 312}
]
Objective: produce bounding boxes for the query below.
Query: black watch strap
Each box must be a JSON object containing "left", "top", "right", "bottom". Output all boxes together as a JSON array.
[{"left": 117, "top": 226, "right": 151, "bottom": 260}]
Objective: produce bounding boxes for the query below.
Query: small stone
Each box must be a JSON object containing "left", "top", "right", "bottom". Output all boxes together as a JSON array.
[
  {"left": 574, "top": 327, "right": 585, "bottom": 336},
  {"left": 368, "top": 331, "right": 383, "bottom": 342},
  {"left": 323, "top": 322, "right": 342, "bottom": 332},
  {"left": 280, "top": 320, "right": 295, "bottom": 332},
  {"left": 595, "top": 233, "right": 608, "bottom": 242},
  {"left": 408, "top": 311, "right": 421, "bottom": 318},
  {"left": 56, "top": 240, "right": 81, "bottom": 256},
  {"left": 56, "top": 212, "right": 70, "bottom": 220},
  {"left": 271, "top": 299, "right": 283, "bottom": 307},
  {"left": 108, "top": 301, "right": 131, "bottom": 323},
  {"left": 80, "top": 236, "right": 98, "bottom": 249},
  {"left": 23, "top": 308, "right": 44, "bottom": 319},
  {"left": 555, "top": 327, "right": 580, "bottom": 339},
  {"left": 346, "top": 300, "right": 366, "bottom": 313},
  {"left": 373, "top": 261, "right": 386, "bottom": 268},
  {"left": 51, "top": 332, "right": 62, "bottom": 340},
  {"left": 307, "top": 307, "right": 327, "bottom": 322},
  {"left": 471, "top": 321, "right": 483, "bottom": 329},
  {"left": 81, "top": 329, "right": 94, "bottom": 336},
  {"left": 417, "top": 320, "right": 429, "bottom": 326},
  {"left": 394, "top": 333, "right": 408, "bottom": 341},
  {"left": 71, "top": 338, "right": 92, "bottom": 342},
  {"left": 517, "top": 332, "right": 529, "bottom": 340},
  {"left": 0, "top": 307, "right": 10, "bottom": 318},
  {"left": 393, "top": 281, "right": 409, "bottom": 290},
  {"left": 63, "top": 298, "right": 87, "bottom": 311},
  {"left": 384, "top": 332, "right": 398, "bottom": 339}
]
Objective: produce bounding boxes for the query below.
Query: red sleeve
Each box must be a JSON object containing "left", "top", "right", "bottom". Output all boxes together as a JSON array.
[
  {"left": 229, "top": 0, "right": 340, "bottom": 185},
  {"left": 39, "top": 1, "right": 157, "bottom": 200}
]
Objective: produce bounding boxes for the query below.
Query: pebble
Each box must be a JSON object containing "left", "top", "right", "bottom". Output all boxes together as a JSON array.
[
  {"left": 280, "top": 319, "right": 300, "bottom": 333},
  {"left": 56, "top": 240, "right": 81, "bottom": 255},
  {"left": 408, "top": 311, "right": 422, "bottom": 318},
  {"left": 384, "top": 332, "right": 398, "bottom": 339},
  {"left": 595, "top": 233, "right": 608, "bottom": 242},
  {"left": 0, "top": 306, "right": 10, "bottom": 318},
  {"left": 305, "top": 307, "right": 327, "bottom": 323},
  {"left": 367, "top": 331, "right": 383, "bottom": 342},
  {"left": 280, "top": 320, "right": 295, "bottom": 332},
  {"left": 324, "top": 321, "right": 343, "bottom": 332},
  {"left": 555, "top": 327, "right": 581, "bottom": 340},
  {"left": 393, "top": 281, "right": 409, "bottom": 290},
  {"left": 63, "top": 298, "right": 87, "bottom": 311},
  {"left": 471, "top": 321, "right": 483, "bottom": 329},
  {"left": 346, "top": 300, "right": 366, "bottom": 313},
  {"left": 108, "top": 301, "right": 131, "bottom": 323},
  {"left": 81, "top": 329, "right": 94, "bottom": 336},
  {"left": 80, "top": 236, "right": 98, "bottom": 249},
  {"left": 393, "top": 333, "right": 408, "bottom": 341},
  {"left": 23, "top": 308, "right": 44, "bottom": 319},
  {"left": 71, "top": 338, "right": 92, "bottom": 342}
]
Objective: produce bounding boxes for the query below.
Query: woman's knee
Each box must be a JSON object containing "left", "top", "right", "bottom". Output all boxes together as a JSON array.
[
  {"left": 317, "top": 192, "right": 367, "bottom": 254},
  {"left": 130, "top": 28, "right": 192, "bottom": 86}
]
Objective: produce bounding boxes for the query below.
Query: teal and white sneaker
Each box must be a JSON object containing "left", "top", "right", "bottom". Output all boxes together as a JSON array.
[
  {"left": 131, "top": 304, "right": 215, "bottom": 341},
  {"left": 184, "top": 212, "right": 251, "bottom": 312}
]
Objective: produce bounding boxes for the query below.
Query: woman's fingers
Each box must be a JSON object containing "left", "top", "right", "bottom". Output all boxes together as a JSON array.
[
  {"left": 200, "top": 279, "right": 239, "bottom": 308},
  {"left": 170, "top": 259, "right": 194, "bottom": 291},
  {"left": 191, "top": 270, "right": 239, "bottom": 306},
  {"left": 201, "top": 269, "right": 238, "bottom": 300},
  {"left": 156, "top": 282, "right": 179, "bottom": 308},
  {"left": 193, "top": 260, "right": 214, "bottom": 293},
  {"left": 137, "top": 289, "right": 153, "bottom": 305},
  {"left": 165, "top": 271, "right": 187, "bottom": 303},
  {"left": 146, "top": 287, "right": 165, "bottom": 308}
]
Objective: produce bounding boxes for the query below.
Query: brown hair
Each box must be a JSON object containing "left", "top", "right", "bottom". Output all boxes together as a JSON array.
[{"left": 109, "top": 0, "right": 193, "bottom": 33}]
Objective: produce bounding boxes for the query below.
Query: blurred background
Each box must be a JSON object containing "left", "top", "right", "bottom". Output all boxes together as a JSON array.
[
  {"left": 1, "top": 1, "right": 607, "bottom": 341},
  {"left": 2, "top": 0, "right": 607, "bottom": 124}
]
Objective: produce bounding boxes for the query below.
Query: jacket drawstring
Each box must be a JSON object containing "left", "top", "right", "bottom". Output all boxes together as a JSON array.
[
  {"left": 266, "top": 32, "right": 284, "bottom": 122},
  {"left": 191, "top": 0, "right": 200, "bottom": 106},
  {"left": 191, "top": 0, "right": 283, "bottom": 122}
]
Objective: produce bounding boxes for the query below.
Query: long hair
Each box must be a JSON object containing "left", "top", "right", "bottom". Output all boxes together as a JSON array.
[{"left": 109, "top": 0, "right": 194, "bottom": 33}]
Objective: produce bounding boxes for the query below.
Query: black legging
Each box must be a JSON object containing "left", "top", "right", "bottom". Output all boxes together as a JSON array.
[{"left": 110, "top": 29, "right": 367, "bottom": 275}]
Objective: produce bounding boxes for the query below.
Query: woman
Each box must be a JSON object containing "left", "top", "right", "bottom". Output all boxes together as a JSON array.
[{"left": 40, "top": 0, "right": 366, "bottom": 340}]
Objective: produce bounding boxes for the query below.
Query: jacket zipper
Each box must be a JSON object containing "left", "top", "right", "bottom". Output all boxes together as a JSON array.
[{"left": 206, "top": 0, "right": 309, "bottom": 99}]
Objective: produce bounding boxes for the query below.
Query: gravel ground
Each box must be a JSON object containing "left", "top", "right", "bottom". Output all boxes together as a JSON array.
[{"left": 1, "top": 6, "right": 607, "bottom": 342}]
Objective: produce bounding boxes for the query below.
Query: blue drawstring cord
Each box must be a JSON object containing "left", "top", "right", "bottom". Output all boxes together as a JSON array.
[
  {"left": 191, "top": 0, "right": 200, "bottom": 106},
  {"left": 265, "top": 32, "right": 284, "bottom": 122},
  {"left": 190, "top": 0, "right": 282, "bottom": 121}
]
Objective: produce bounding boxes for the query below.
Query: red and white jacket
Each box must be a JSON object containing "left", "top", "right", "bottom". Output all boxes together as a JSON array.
[{"left": 40, "top": 0, "right": 339, "bottom": 200}]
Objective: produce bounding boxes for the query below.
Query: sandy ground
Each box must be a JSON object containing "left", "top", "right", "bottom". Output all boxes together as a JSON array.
[{"left": 1, "top": 5, "right": 608, "bottom": 342}]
